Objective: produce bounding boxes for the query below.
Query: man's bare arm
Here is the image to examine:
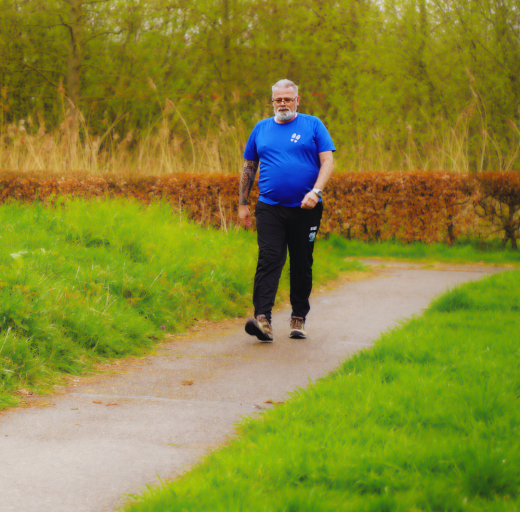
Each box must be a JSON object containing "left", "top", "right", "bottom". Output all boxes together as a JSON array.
[
  {"left": 314, "top": 151, "right": 335, "bottom": 191},
  {"left": 238, "top": 159, "right": 259, "bottom": 228},
  {"left": 301, "top": 151, "right": 334, "bottom": 209},
  {"left": 239, "top": 159, "right": 259, "bottom": 205}
]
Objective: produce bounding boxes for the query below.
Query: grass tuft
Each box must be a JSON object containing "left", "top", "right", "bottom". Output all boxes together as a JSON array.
[
  {"left": 430, "top": 287, "right": 476, "bottom": 312},
  {"left": 327, "top": 236, "right": 520, "bottom": 265}
]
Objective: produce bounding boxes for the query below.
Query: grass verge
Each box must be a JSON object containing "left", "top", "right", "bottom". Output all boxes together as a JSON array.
[
  {"left": 0, "top": 199, "right": 362, "bottom": 410},
  {"left": 326, "top": 236, "right": 520, "bottom": 265},
  {"left": 125, "top": 270, "right": 520, "bottom": 512}
]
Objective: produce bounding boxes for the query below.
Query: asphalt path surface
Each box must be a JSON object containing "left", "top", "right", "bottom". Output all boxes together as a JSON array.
[{"left": 0, "top": 261, "right": 506, "bottom": 511}]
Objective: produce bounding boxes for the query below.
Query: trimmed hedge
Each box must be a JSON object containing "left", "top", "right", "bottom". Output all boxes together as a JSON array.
[{"left": 1, "top": 171, "right": 519, "bottom": 247}]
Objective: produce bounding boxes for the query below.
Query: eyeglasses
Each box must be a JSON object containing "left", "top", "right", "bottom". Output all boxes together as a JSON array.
[{"left": 272, "top": 97, "right": 297, "bottom": 105}]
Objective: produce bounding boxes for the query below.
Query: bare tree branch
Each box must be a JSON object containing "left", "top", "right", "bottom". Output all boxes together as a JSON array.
[
  {"left": 13, "top": 59, "right": 61, "bottom": 89},
  {"left": 82, "top": 30, "right": 124, "bottom": 45}
]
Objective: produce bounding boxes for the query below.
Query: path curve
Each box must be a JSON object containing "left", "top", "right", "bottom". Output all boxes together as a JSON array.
[{"left": 0, "top": 262, "right": 505, "bottom": 511}]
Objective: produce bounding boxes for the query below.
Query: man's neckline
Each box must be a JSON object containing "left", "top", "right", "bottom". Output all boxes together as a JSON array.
[{"left": 273, "top": 112, "right": 298, "bottom": 125}]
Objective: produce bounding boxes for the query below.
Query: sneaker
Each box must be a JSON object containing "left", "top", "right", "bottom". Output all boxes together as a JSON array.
[
  {"left": 290, "top": 316, "right": 307, "bottom": 339},
  {"left": 245, "top": 315, "right": 274, "bottom": 342}
]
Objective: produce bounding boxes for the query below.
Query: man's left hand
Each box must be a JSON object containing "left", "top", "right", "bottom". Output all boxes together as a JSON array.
[{"left": 301, "top": 190, "right": 319, "bottom": 209}]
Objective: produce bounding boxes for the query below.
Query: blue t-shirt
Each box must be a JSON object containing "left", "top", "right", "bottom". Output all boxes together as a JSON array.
[{"left": 243, "top": 113, "right": 336, "bottom": 207}]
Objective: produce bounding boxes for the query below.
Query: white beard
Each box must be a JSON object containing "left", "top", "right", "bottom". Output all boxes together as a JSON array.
[{"left": 274, "top": 107, "right": 296, "bottom": 122}]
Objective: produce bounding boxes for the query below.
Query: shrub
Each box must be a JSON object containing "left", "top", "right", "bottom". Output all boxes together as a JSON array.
[{"left": 1, "top": 170, "right": 519, "bottom": 248}]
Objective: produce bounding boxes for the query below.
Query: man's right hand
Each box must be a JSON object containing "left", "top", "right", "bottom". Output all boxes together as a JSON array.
[{"left": 239, "top": 205, "right": 252, "bottom": 228}]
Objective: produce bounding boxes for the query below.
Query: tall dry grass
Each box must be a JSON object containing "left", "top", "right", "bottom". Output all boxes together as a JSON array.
[
  {"left": 0, "top": 106, "right": 248, "bottom": 175},
  {"left": 338, "top": 104, "right": 520, "bottom": 173},
  {"left": 0, "top": 79, "right": 250, "bottom": 175},
  {"left": 1, "top": 79, "right": 519, "bottom": 175}
]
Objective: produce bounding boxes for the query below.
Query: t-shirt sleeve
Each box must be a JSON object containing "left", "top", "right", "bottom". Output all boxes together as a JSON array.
[
  {"left": 243, "top": 124, "right": 260, "bottom": 161},
  {"left": 314, "top": 118, "right": 336, "bottom": 153}
]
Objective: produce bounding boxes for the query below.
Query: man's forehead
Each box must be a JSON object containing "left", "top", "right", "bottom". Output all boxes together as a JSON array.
[{"left": 272, "top": 86, "right": 297, "bottom": 97}]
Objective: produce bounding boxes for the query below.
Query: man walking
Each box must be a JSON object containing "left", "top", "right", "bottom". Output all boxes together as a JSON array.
[{"left": 239, "top": 79, "right": 335, "bottom": 342}]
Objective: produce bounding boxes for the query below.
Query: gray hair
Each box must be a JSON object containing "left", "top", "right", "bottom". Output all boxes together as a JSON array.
[{"left": 272, "top": 79, "right": 298, "bottom": 96}]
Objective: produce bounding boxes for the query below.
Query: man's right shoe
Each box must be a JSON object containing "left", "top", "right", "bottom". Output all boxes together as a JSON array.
[{"left": 245, "top": 315, "right": 274, "bottom": 342}]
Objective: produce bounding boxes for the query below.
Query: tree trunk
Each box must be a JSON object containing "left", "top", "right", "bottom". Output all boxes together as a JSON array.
[
  {"left": 418, "top": 0, "right": 435, "bottom": 109},
  {"left": 221, "top": 0, "right": 231, "bottom": 121},
  {"left": 67, "top": 0, "right": 83, "bottom": 108},
  {"left": 447, "top": 214, "right": 455, "bottom": 245},
  {"left": 502, "top": 204, "right": 518, "bottom": 251},
  {"left": 501, "top": 226, "right": 517, "bottom": 250}
]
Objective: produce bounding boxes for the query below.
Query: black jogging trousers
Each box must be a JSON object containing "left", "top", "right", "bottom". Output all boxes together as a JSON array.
[{"left": 253, "top": 200, "right": 323, "bottom": 323}]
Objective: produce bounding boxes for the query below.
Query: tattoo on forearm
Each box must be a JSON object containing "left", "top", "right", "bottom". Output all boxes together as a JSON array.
[{"left": 239, "top": 160, "right": 259, "bottom": 205}]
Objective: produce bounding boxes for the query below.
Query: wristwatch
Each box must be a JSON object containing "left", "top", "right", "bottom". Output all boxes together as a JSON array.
[{"left": 312, "top": 188, "right": 323, "bottom": 199}]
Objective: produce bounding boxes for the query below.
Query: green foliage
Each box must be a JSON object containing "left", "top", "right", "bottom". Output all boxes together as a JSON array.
[
  {"left": 0, "top": 0, "right": 519, "bottom": 170},
  {"left": 125, "top": 271, "right": 520, "bottom": 512},
  {"left": 0, "top": 199, "right": 361, "bottom": 407}
]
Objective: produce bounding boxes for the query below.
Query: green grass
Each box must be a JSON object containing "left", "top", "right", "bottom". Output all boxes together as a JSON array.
[
  {"left": 125, "top": 270, "right": 520, "bottom": 512},
  {"left": 0, "top": 199, "right": 362, "bottom": 409},
  {"left": 326, "top": 236, "right": 520, "bottom": 265}
]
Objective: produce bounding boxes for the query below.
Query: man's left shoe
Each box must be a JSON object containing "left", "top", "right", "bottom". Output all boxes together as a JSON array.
[{"left": 289, "top": 316, "right": 307, "bottom": 339}]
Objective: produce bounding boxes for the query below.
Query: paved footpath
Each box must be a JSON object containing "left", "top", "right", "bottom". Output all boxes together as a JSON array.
[{"left": 0, "top": 261, "right": 506, "bottom": 512}]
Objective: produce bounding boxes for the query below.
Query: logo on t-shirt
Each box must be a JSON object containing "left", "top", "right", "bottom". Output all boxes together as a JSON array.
[{"left": 291, "top": 133, "right": 301, "bottom": 143}]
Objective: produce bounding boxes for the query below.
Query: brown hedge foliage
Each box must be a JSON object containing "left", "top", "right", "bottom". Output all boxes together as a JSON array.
[
  {"left": 321, "top": 172, "right": 474, "bottom": 244},
  {"left": 472, "top": 171, "right": 520, "bottom": 249},
  {"left": 1, "top": 170, "right": 519, "bottom": 246}
]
